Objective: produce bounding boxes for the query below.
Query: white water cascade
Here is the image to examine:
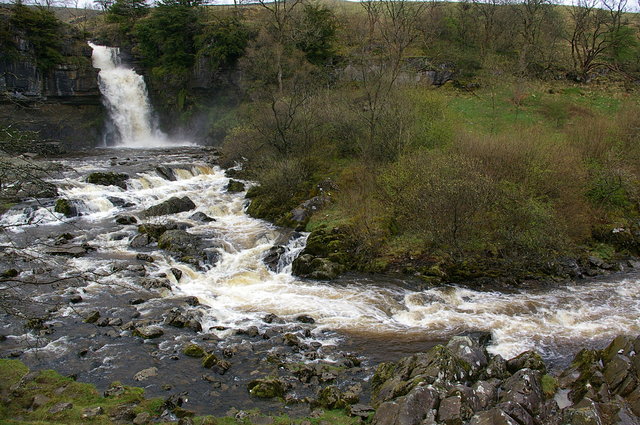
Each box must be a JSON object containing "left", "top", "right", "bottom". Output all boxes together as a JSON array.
[
  {"left": 89, "top": 42, "right": 172, "bottom": 148},
  {"left": 2, "top": 150, "right": 640, "bottom": 367}
]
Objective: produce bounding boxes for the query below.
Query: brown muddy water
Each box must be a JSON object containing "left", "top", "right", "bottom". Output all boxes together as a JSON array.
[{"left": 1, "top": 148, "right": 639, "bottom": 415}]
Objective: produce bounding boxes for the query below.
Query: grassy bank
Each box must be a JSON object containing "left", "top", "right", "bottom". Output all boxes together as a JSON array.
[{"left": 0, "top": 359, "right": 361, "bottom": 425}]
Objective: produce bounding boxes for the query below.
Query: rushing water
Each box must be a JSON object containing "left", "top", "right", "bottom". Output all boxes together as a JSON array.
[
  {"left": 2, "top": 149, "right": 640, "bottom": 368},
  {"left": 88, "top": 43, "right": 183, "bottom": 148},
  {"left": 1, "top": 44, "right": 637, "bottom": 377}
]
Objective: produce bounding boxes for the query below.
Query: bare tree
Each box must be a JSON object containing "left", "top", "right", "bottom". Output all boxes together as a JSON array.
[
  {"left": 568, "top": 0, "right": 628, "bottom": 81},
  {"left": 242, "top": 0, "right": 303, "bottom": 93},
  {"left": 353, "top": 0, "right": 425, "bottom": 161}
]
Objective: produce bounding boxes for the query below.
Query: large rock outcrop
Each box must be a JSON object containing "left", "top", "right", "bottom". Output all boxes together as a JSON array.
[
  {"left": 370, "top": 334, "right": 640, "bottom": 425},
  {"left": 0, "top": 5, "right": 103, "bottom": 149}
]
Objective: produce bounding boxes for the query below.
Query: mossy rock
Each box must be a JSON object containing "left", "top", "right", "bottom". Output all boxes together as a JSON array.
[
  {"left": 371, "top": 362, "right": 397, "bottom": 397},
  {"left": 143, "top": 196, "right": 196, "bottom": 217},
  {"left": 137, "top": 223, "right": 171, "bottom": 240},
  {"left": 226, "top": 180, "right": 245, "bottom": 193},
  {"left": 54, "top": 198, "right": 78, "bottom": 217},
  {"left": 506, "top": 350, "right": 547, "bottom": 374},
  {"left": 245, "top": 195, "right": 280, "bottom": 221},
  {"left": 317, "top": 385, "right": 347, "bottom": 409},
  {"left": 183, "top": 344, "right": 206, "bottom": 358},
  {"left": 245, "top": 185, "right": 261, "bottom": 199},
  {"left": 157, "top": 230, "right": 202, "bottom": 258},
  {"left": 601, "top": 335, "right": 634, "bottom": 363},
  {"left": 247, "top": 378, "right": 286, "bottom": 399},
  {"left": 291, "top": 255, "right": 344, "bottom": 280},
  {"left": 1, "top": 268, "right": 18, "bottom": 278},
  {"left": 86, "top": 172, "right": 129, "bottom": 190},
  {"left": 202, "top": 354, "right": 219, "bottom": 368}
]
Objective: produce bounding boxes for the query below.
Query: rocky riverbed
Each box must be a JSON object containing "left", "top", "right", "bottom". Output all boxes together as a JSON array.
[{"left": 1, "top": 147, "right": 640, "bottom": 424}]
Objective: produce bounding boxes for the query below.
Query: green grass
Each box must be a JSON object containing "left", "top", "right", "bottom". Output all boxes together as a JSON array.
[
  {"left": 0, "top": 360, "right": 363, "bottom": 425},
  {"left": 0, "top": 360, "right": 162, "bottom": 425},
  {"left": 447, "top": 81, "right": 623, "bottom": 135}
]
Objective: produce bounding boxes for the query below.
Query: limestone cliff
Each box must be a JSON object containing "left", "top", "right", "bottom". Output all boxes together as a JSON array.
[{"left": 0, "top": 5, "right": 103, "bottom": 150}]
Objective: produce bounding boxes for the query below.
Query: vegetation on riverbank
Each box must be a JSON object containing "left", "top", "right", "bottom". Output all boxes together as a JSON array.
[
  {"left": 0, "top": 359, "right": 361, "bottom": 425},
  {"left": 209, "top": 0, "right": 640, "bottom": 284}
]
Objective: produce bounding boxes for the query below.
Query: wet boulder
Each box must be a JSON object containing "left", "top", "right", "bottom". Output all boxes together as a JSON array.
[
  {"left": 108, "top": 196, "right": 134, "bottom": 208},
  {"left": 133, "top": 367, "right": 158, "bottom": 381},
  {"left": 558, "top": 348, "right": 606, "bottom": 404},
  {"left": 372, "top": 385, "right": 440, "bottom": 425},
  {"left": 372, "top": 345, "right": 472, "bottom": 406},
  {"left": 473, "top": 379, "right": 501, "bottom": 409},
  {"left": 499, "top": 369, "right": 544, "bottom": 415},
  {"left": 201, "top": 354, "right": 230, "bottom": 374},
  {"left": 482, "top": 354, "right": 510, "bottom": 380},
  {"left": 604, "top": 354, "right": 633, "bottom": 394},
  {"left": 183, "top": 344, "right": 206, "bottom": 358},
  {"left": 155, "top": 166, "right": 177, "bottom": 181},
  {"left": 263, "top": 246, "right": 285, "bottom": 272},
  {"left": 248, "top": 378, "right": 287, "bottom": 399},
  {"left": 292, "top": 255, "right": 344, "bottom": 280},
  {"left": 438, "top": 394, "right": 471, "bottom": 425},
  {"left": 289, "top": 196, "right": 330, "bottom": 227},
  {"left": 158, "top": 230, "right": 203, "bottom": 259},
  {"left": 189, "top": 212, "right": 215, "bottom": 222},
  {"left": 115, "top": 215, "right": 137, "bottom": 225},
  {"left": 506, "top": 350, "right": 546, "bottom": 374},
  {"left": 164, "top": 307, "right": 202, "bottom": 331},
  {"left": 138, "top": 223, "right": 174, "bottom": 239},
  {"left": 447, "top": 335, "right": 489, "bottom": 377},
  {"left": 226, "top": 180, "right": 245, "bottom": 193},
  {"left": 46, "top": 245, "right": 91, "bottom": 257},
  {"left": 133, "top": 326, "right": 164, "bottom": 339},
  {"left": 130, "top": 233, "right": 150, "bottom": 248},
  {"left": 602, "top": 335, "right": 635, "bottom": 363},
  {"left": 143, "top": 196, "right": 196, "bottom": 217},
  {"left": 54, "top": 198, "right": 79, "bottom": 217},
  {"left": 86, "top": 172, "right": 129, "bottom": 189},
  {"left": 140, "top": 277, "right": 171, "bottom": 290}
]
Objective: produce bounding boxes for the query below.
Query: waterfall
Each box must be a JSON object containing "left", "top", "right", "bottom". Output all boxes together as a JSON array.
[{"left": 89, "top": 42, "right": 168, "bottom": 148}]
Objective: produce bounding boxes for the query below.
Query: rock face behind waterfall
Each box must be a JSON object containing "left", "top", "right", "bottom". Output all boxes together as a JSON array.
[
  {"left": 0, "top": 7, "right": 103, "bottom": 148},
  {"left": 370, "top": 334, "right": 640, "bottom": 425}
]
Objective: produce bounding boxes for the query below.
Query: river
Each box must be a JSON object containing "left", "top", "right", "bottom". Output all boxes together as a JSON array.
[
  {"left": 0, "top": 43, "right": 638, "bottom": 415},
  {"left": 2, "top": 147, "right": 640, "bottom": 358}
]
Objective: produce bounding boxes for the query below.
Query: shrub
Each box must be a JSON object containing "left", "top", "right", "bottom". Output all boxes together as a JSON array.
[{"left": 379, "top": 149, "right": 497, "bottom": 255}]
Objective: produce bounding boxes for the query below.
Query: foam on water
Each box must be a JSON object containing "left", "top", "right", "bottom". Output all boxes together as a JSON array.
[
  {"left": 89, "top": 43, "right": 192, "bottom": 148},
  {"left": 6, "top": 150, "right": 640, "bottom": 363}
]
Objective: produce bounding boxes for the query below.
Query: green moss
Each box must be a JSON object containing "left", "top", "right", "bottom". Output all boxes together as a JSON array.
[
  {"left": 247, "top": 378, "right": 286, "bottom": 399},
  {"left": 316, "top": 385, "right": 347, "bottom": 409},
  {"left": 370, "top": 361, "right": 396, "bottom": 400},
  {"left": 226, "top": 180, "right": 245, "bottom": 193},
  {"left": 0, "top": 359, "right": 29, "bottom": 388},
  {"left": 0, "top": 360, "right": 162, "bottom": 425},
  {"left": 183, "top": 343, "right": 206, "bottom": 358},
  {"left": 541, "top": 374, "right": 558, "bottom": 399},
  {"left": 54, "top": 198, "right": 74, "bottom": 217}
]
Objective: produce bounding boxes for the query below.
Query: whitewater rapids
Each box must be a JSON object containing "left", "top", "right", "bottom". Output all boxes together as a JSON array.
[{"left": 2, "top": 149, "right": 639, "bottom": 365}]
